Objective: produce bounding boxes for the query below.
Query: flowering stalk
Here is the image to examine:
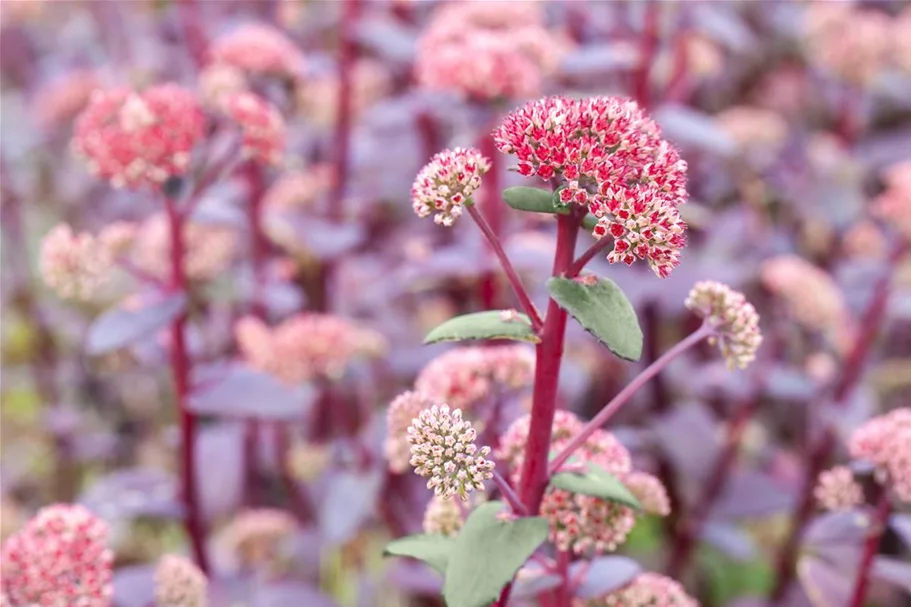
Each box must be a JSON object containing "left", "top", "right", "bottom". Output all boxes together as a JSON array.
[
  {"left": 329, "top": 0, "right": 359, "bottom": 223},
  {"left": 848, "top": 489, "right": 892, "bottom": 607},
  {"left": 164, "top": 196, "right": 210, "bottom": 574},
  {"left": 634, "top": 1, "right": 661, "bottom": 109},
  {"left": 550, "top": 322, "right": 713, "bottom": 474},
  {"left": 493, "top": 471, "right": 528, "bottom": 516},
  {"left": 517, "top": 210, "right": 581, "bottom": 511},
  {"left": 466, "top": 204, "right": 544, "bottom": 332},
  {"left": 770, "top": 239, "right": 909, "bottom": 601},
  {"left": 478, "top": 129, "right": 503, "bottom": 309}
]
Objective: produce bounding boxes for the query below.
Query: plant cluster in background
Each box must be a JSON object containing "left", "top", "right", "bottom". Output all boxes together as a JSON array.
[{"left": 0, "top": 1, "right": 910, "bottom": 607}]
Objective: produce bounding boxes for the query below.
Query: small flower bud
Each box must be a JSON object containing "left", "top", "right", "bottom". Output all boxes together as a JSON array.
[
  {"left": 625, "top": 472, "right": 671, "bottom": 516},
  {"left": 685, "top": 281, "right": 762, "bottom": 370},
  {"left": 814, "top": 466, "right": 863, "bottom": 512},
  {"left": 411, "top": 147, "right": 490, "bottom": 226}
]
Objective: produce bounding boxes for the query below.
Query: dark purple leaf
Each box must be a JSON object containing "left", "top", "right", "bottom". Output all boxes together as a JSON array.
[
  {"left": 112, "top": 565, "right": 155, "bottom": 607},
  {"left": 701, "top": 521, "right": 757, "bottom": 560},
  {"left": 79, "top": 468, "right": 181, "bottom": 520},
  {"left": 85, "top": 293, "right": 186, "bottom": 355},
  {"left": 320, "top": 469, "right": 383, "bottom": 544},
  {"left": 195, "top": 422, "right": 244, "bottom": 519},
  {"left": 889, "top": 514, "right": 911, "bottom": 548},
  {"left": 570, "top": 556, "right": 641, "bottom": 599},
  {"left": 355, "top": 17, "right": 416, "bottom": 63},
  {"left": 691, "top": 4, "right": 757, "bottom": 52},
  {"left": 652, "top": 402, "right": 721, "bottom": 484},
  {"left": 653, "top": 105, "right": 737, "bottom": 157},
  {"left": 189, "top": 363, "right": 316, "bottom": 420},
  {"left": 265, "top": 214, "right": 365, "bottom": 261},
  {"left": 797, "top": 556, "right": 855, "bottom": 607},
  {"left": 385, "top": 561, "right": 443, "bottom": 595},
  {"left": 710, "top": 471, "right": 794, "bottom": 520},
  {"left": 559, "top": 44, "right": 640, "bottom": 75},
  {"left": 872, "top": 557, "right": 911, "bottom": 593},
  {"left": 253, "top": 581, "right": 339, "bottom": 607}
]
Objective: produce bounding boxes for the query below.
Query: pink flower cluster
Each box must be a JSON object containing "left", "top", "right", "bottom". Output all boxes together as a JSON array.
[
  {"left": 132, "top": 213, "right": 237, "bottom": 283},
  {"left": 577, "top": 572, "right": 698, "bottom": 607},
  {"left": 804, "top": 4, "right": 892, "bottom": 84},
  {"left": 494, "top": 96, "right": 688, "bottom": 277},
  {"left": 72, "top": 84, "right": 205, "bottom": 190},
  {"left": 407, "top": 404, "right": 496, "bottom": 501},
  {"left": 814, "top": 465, "right": 863, "bottom": 512},
  {"left": 154, "top": 554, "right": 207, "bottom": 607},
  {"left": 685, "top": 281, "right": 763, "bottom": 370},
  {"left": 208, "top": 23, "right": 304, "bottom": 80},
  {"left": 411, "top": 147, "right": 490, "bottom": 226},
  {"left": 874, "top": 161, "right": 911, "bottom": 242},
  {"left": 263, "top": 165, "right": 333, "bottom": 212},
  {"left": 295, "top": 58, "right": 391, "bottom": 126},
  {"left": 223, "top": 92, "right": 285, "bottom": 166},
  {"left": 849, "top": 407, "right": 911, "bottom": 502},
  {"left": 221, "top": 508, "right": 297, "bottom": 571},
  {"left": 235, "top": 314, "right": 368, "bottom": 384},
  {"left": 625, "top": 471, "right": 671, "bottom": 517},
  {"left": 414, "top": 345, "right": 535, "bottom": 410},
  {"left": 499, "top": 411, "right": 640, "bottom": 555},
  {"left": 1, "top": 504, "right": 113, "bottom": 607},
  {"left": 386, "top": 391, "right": 435, "bottom": 473},
  {"left": 415, "top": 1, "right": 564, "bottom": 101},
  {"left": 39, "top": 224, "right": 113, "bottom": 300}
]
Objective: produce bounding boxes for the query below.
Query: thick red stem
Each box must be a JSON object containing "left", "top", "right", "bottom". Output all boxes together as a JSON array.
[
  {"left": 634, "top": 2, "right": 660, "bottom": 109},
  {"left": 847, "top": 490, "right": 892, "bottom": 607},
  {"left": 517, "top": 212, "right": 580, "bottom": 512},
  {"left": 165, "top": 197, "right": 210, "bottom": 574},
  {"left": 478, "top": 131, "right": 503, "bottom": 309},
  {"left": 329, "top": 0, "right": 359, "bottom": 223}
]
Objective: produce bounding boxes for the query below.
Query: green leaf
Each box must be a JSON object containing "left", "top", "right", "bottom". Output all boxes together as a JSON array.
[
  {"left": 550, "top": 463, "right": 643, "bottom": 511},
  {"left": 424, "top": 310, "right": 540, "bottom": 345},
  {"left": 384, "top": 534, "right": 455, "bottom": 574},
  {"left": 443, "top": 501, "right": 550, "bottom": 607},
  {"left": 546, "top": 275, "right": 643, "bottom": 361},
  {"left": 503, "top": 186, "right": 569, "bottom": 215}
]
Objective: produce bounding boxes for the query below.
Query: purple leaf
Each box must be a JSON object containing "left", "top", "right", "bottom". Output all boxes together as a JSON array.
[
  {"left": 320, "top": 469, "right": 383, "bottom": 544},
  {"left": 189, "top": 363, "right": 316, "bottom": 420},
  {"left": 889, "top": 514, "right": 911, "bottom": 548},
  {"left": 112, "top": 565, "right": 155, "bottom": 607},
  {"left": 195, "top": 422, "right": 244, "bottom": 520},
  {"left": 710, "top": 471, "right": 794, "bottom": 520},
  {"left": 797, "top": 556, "right": 855, "bottom": 607},
  {"left": 85, "top": 293, "right": 186, "bottom": 355},
  {"left": 872, "top": 557, "right": 911, "bottom": 593},
  {"left": 512, "top": 566, "right": 563, "bottom": 600},
  {"left": 79, "top": 468, "right": 181, "bottom": 520},
  {"left": 570, "top": 555, "right": 641, "bottom": 599},
  {"left": 265, "top": 214, "right": 365, "bottom": 261},
  {"left": 559, "top": 44, "right": 640, "bottom": 75},
  {"left": 653, "top": 105, "right": 737, "bottom": 157},
  {"left": 652, "top": 402, "right": 721, "bottom": 484},
  {"left": 803, "top": 510, "right": 871, "bottom": 547},
  {"left": 386, "top": 561, "right": 444, "bottom": 595},
  {"left": 701, "top": 521, "right": 757, "bottom": 560},
  {"left": 253, "top": 581, "right": 339, "bottom": 607}
]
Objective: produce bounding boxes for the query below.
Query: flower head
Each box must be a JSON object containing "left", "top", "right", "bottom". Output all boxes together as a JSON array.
[
  {"left": 814, "top": 466, "right": 863, "bottom": 512},
  {"left": 685, "top": 281, "right": 762, "bottom": 370},
  {"left": 223, "top": 92, "right": 285, "bottom": 165},
  {"left": 1, "top": 504, "right": 113, "bottom": 607},
  {"left": 625, "top": 472, "right": 671, "bottom": 516},
  {"left": 849, "top": 408, "right": 911, "bottom": 502},
  {"left": 198, "top": 63, "right": 247, "bottom": 110},
  {"left": 72, "top": 85, "right": 204, "bottom": 190},
  {"left": 154, "top": 555, "right": 207, "bottom": 607},
  {"left": 804, "top": 4, "right": 891, "bottom": 84},
  {"left": 411, "top": 147, "right": 490, "bottom": 226},
  {"left": 39, "top": 224, "right": 114, "bottom": 300},
  {"left": 423, "top": 495, "right": 465, "bottom": 537},
  {"left": 494, "top": 96, "right": 688, "bottom": 277},
  {"left": 235, "top": 314, "right": 366, "bottom": 384},
  {"left": 386, "top": 391, "right": 435, "bottom": 473},
  {"left": 209, "top": 24, "right": 304, "bottom": 79},
  {"left": 414, "top": 347, "right": 493, "bottom": 410},
  {"left": 578, "top": 572, "right": 698, "bottom": 607},
  {"left": 407, "top": 404, "right": 495, "bottom": 501}
]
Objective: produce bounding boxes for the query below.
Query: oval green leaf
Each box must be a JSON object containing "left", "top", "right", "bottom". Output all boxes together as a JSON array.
[
  {"left": 424, "top": 310, "right": 540, "bottom": 345},
  {"left": 550, "top": 463, "right": 643, "bottom": 511},
  {"left": 443, "top": 501, "right": 550, "bottom": 607},
  {"left": 383, "top": 533, "right": 455, "bottom": 574},
  {"left": 546, "top": 275, "right": 643, "bottom": 361},
  {"left": 503, "top": 186, "right": 569, "bottom": 215}
]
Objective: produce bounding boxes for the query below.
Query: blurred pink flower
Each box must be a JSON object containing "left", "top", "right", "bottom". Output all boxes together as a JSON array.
[
  {"left": 295, "top": 58, "right": 391, "bottom": 127},
  {"left": 1, "top": 504, "right": 113, "bottom": 607},
  {"left": 625, "top": 471, "right": 671, "bottom": 516},
  {"left": 894, "top": 7, "right": 911, "bottom": 73},
  {"left": 716, "top": 105, "right": 788, "bottom": 152},
  {"left": 411, "top": 147, "right": 490, "bottom": 226},
  {"left": 220, "top": 509, "right": 297, "bottom": 572},
  {"left": 223, "top": 92, "right": 285, "bottom": 166},
  {"left": 495, "top": 96, "right": 688, "bottom": 277},
  {"left": 154, "top": 554, "right": 207, "bottom": 607},
  {"left": 407, "top": 404, "right": 495, "bottom": 501},
  {"left": 132, "top": 213, "right": 237, "bottom": 283},
  {"left": 209, "top": 23, "right": 304, "bottom": 80},
  {"left": 685, "top": 280, "right": 762, "bottom": 370},
  {"left": 263, "top": 165, "right": 333, "bottom": 213},
  {"left": 814, "top": 466, "right": 863, "bottom": 512},
  {"left": 804, "top": 4, "right": 891, "bottom": 84},
  {"left": 197, "top": 63, "right": 247, "bottom": 110},
  {"left": 849, "top": 407, "right": 911, "bottom": 502},
  {"left": 875, "top": 161, "right": 911, "bottom": 242},
  {"left": 422, "top": 495, "right": 465, "bottom": 537},
  {"left": 578, "top": 572, "right": 698, "bottom": 607},
  {"left": 386, "top": 391, "right": 435, "bottom": 473},
  {"left": 235, "top": 313, "right": 365, "bottom": 384},
  {"left": 72, "top": 84, "right": 205, "bottom": 190},
  {"left": 39, "top": 224, "right": 114, "bottom": 300}
]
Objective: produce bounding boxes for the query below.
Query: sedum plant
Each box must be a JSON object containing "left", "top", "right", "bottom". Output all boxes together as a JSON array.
[{"left": 383, "top": 95, "right": 762, "bottom": 607}]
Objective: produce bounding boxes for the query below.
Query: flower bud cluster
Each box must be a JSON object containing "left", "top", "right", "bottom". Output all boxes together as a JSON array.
[
  {"left": 685, "top": 281, "right": 762, "bottom": 370},
  {"left": 154, "top": 554, "right": 207, "bottom": 607},
  {"left": 208, "top": 24, "right": 305, "bottom": 80},
  {"left": 411, "top": 147, "right": 490, "bottom": 226},
  {"left": 575, "top": 572, "right": 698, "bottom": 607},
  {"left": 849, "top": 408, "right": 911, "bottom": 503},
  {"left": 223, "top": 92, "right": 285, "bottom": 165},
  {"left": 39, "top": 222, "right": 137, "bottom": 300},
  {"left": 814, "top": 466, "right": 864, "bottom": 512},
  {"left": 386, "top": 391, "right": 436, "bottom": 473}
]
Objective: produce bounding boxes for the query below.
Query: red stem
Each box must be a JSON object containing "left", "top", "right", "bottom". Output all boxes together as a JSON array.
[
  {"left": 769, "top": 240, "right": 908, "bottom": 602},
  {"left": 666, "top": 392, "right": 759, "bottom": 577},
  {"left": 478, "top": 131, "right": 503, "bottom": 309},
  {"left": 493, "top": 472, "right": 528, "bottom": 516},
  {"left": 549, "top": 323, "right": 712, "bottom": 474},
  {"left": 517, "top": 211, "right": 581, "bottom": 512},
  {"left": 177, "top": 0, "right": 208, "bottom": 68},
  {"left": 634, "top": 1, "right": 661, "bottom": 109},
  {"left": 568, "top": 236, "right": 613, "bottom": 278},
  {"left": 329, "top": 0, "right": 359, "bottom": 223},
  {"left": 466, "top": 204, "right": 544, "bottom": 332},
  {"left": 164, "top": 197, "right": 210, "bottom": 574},
  {"left": 847, "top": 490, "right": 892, "bottom": 607}
]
